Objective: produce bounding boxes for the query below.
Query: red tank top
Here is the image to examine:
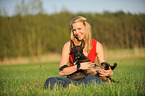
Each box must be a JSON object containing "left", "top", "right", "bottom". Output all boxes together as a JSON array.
[{"left": 69, "top": 39, "right": 97, "bottom": 66}]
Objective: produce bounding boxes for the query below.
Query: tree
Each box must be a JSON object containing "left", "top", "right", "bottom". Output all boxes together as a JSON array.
[{"left": 14, "top": 0, "right": 44, "bottom": 16}]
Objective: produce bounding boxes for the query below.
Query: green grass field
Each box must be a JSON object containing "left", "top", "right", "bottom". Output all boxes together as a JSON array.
[{"left": 0, "top": 57, "right": 145, "bottom": 96}]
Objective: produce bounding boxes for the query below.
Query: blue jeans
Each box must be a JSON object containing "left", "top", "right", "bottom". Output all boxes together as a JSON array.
[{"left": 45, "top": 75, "right": 102, "bottom": 89}]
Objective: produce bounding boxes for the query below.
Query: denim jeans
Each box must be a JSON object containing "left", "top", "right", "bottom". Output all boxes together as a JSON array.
[{"left": 45, "top": 75, "right": 102, "bottom": 89}]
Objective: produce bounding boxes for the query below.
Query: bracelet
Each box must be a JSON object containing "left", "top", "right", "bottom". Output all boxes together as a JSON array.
[
  {"left": 59, "top": 65, "right": 69, "bottom": 72},
  {"left": 77, "top": 63, "right": 80, "bottom": 70}
]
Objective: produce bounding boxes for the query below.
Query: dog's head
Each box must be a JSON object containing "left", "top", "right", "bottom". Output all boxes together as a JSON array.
[
  {"left": 101, "top": 62, "right": 117, "bottom": 70},
  {"left": 71, "top": 40, "right": 85, "bottom": 62}
]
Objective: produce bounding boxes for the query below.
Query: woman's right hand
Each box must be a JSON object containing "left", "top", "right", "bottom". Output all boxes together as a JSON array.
[{"left": 79, "top": 62, "right": 94, "bottom": 70}]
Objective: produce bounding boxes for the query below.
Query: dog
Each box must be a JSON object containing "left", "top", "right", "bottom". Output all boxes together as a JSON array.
[
  {"left": 93, "top": 62, "right": 118, "bottom": 83},
  {"left": 68, "top": 40, "right": 118, "bottom": 83}
]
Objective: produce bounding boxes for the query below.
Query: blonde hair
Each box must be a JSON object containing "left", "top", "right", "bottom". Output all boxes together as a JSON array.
[{"left": 70, "top": 16, "right": 92, "bottom": 53}]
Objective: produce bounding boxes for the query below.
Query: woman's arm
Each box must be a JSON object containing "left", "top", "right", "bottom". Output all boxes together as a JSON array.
[
  {"left": 96, "top": 42, "right": 113, "bottom": 76},
  {"left": 59, "top": 41, "right": 78, "bottom": 76},
  {"left": 96, "top": 42, "right": 105, "bottom": 66}
]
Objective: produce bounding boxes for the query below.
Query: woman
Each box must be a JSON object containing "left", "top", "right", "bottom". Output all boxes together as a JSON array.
[{"left": 45, "top": 16, "right": 113, "bottom": 89}]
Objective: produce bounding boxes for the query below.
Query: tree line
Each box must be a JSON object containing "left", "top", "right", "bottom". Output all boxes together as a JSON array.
[{"left": 0, "top": 11, "right": 145, "bottom": 61}]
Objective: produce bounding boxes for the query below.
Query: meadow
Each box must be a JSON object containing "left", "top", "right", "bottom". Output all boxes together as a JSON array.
[{"left": 0, "top": 57, "right": 145, "bottom": 96}]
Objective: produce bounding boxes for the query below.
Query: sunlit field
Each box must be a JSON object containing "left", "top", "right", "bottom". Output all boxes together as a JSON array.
[
  {"left": 1, "top": 48, "right": 145, "bottom": 65},
  {"left": 1, "top": 3, "right": 145, "bottom": 95},
  {"left": 0, "top": 57, "right": 144, "bottom": 96}
]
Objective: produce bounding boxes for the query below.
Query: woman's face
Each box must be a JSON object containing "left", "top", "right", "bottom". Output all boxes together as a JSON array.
[{"left": 72, "top": 22, "right": 86, "bottom": 41}]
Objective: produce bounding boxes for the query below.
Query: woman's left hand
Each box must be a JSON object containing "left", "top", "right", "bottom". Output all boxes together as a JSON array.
[{"left": 99, "top": 68, "right": 113, "bottom": 77}]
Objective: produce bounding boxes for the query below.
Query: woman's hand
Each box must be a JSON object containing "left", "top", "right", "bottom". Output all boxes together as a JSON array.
[
  {"left": 79, "top": 62, "right": 94, "bottom": 70},
  {"left": 99, "top": 68, "right": 113, "bottom": 77}
]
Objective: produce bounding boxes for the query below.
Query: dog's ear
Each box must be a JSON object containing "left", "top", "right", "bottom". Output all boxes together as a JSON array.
[
  {"left": 71, "top": 40, "right": 75, "bottom": 48},
  {"left": 80, "top": 40, "right": 85, "bottom": 48},
  {"left": 110, "top": 63, "right": 117, "bottom": 70}
]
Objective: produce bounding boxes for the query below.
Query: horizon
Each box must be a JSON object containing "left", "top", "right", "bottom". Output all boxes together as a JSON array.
[{"left": 0, "top": 0, "right": 145, "bottom": 17}]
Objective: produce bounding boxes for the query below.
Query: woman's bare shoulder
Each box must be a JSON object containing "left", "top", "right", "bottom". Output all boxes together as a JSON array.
[
  {"left": 63, "top": 41, "right": 70, "bottom": 48},
  {"left": 61, "top": 41, "right": 71, "bottom": 53},
  {"left": 96, "top": 41, "right": 103, "bottom": 48}
]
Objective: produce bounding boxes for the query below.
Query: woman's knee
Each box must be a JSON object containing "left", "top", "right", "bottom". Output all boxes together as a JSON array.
[
  {"left": 83, "top": 75, "right": 101, "bottom": 84},
  {"left": 45, "top": 77, "right": 57, "bottom": 88},
  {"left": 44, "top": 77, "right": 71, "bottom": 89}
]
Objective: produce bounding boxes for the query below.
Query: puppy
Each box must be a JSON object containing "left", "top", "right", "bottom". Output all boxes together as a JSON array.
[
  {"left": 69, "top": 40, "right": 118, "bottom": 83},
  {"left": 94, "top": 62, "right": 118, "bottom": 83}
]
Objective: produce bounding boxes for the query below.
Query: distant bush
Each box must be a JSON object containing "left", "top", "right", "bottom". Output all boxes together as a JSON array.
[{"left": 0, "top": 11, "right": 145, "bottom": 60}]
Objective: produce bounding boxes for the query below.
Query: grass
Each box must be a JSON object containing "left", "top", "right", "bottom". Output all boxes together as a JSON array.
[
  {"left": 0, "top": 57, "right": 145, "bottom": 96},
  {"left": 104, "top": 47, "right": 145, "bottom": 59},
  {"left": 1, "top": 48, "right": 145, "bottom": 65}
]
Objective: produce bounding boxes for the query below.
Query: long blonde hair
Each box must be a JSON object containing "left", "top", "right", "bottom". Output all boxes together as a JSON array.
[{"left": 70, "top": 16, "right": 92, "bottom": 53}]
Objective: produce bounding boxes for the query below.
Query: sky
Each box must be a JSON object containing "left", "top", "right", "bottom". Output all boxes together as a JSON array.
[{"left": 0, "top": 0, "right": 145, "bottom": 16}]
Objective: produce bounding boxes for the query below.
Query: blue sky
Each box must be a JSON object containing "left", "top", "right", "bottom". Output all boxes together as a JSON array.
[{"left": 0, "top": 0, "right": 145, "bottom": 16}]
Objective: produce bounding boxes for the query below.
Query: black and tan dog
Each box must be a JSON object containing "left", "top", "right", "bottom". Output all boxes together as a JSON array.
[{"left": 68, "top": 40, "right": 118, "bottom": 83}]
